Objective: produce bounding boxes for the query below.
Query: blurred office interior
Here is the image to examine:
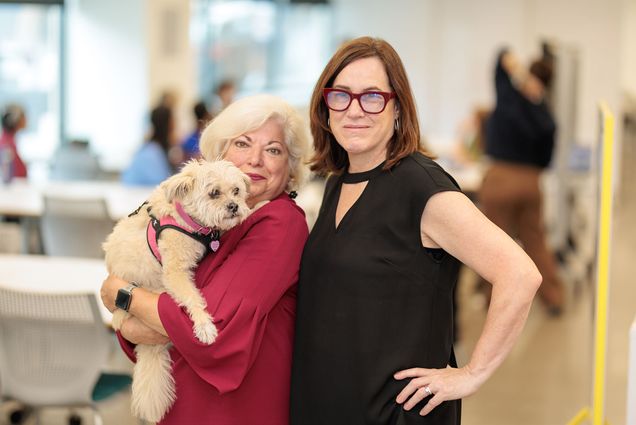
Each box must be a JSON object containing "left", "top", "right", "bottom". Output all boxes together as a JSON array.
[
  {"left": 1, "top": 0, "right": 633, "bottom": 176},
  {"left": 0, "top": 0, "right": 635, "bottom": 424}
]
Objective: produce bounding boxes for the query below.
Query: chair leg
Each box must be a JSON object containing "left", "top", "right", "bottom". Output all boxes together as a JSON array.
[
  {"left": 88, "top": 406, "right": 103, "bottom": 425},
  {"left": 68, "top": 412, "right": 82, "bottom": 425},
  {"left": 1, "top": 400, "right": 31, "bottom": 425},
  {"left": 8, "top": 406, "right": 30, "bottom": 424}
]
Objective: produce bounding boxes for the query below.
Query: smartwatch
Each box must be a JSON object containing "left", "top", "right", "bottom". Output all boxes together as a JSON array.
[{"left": 115, "top": 282, "right": 139, "bottom": 312}]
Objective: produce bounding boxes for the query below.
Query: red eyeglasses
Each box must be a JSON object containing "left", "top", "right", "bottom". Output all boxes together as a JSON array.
[{"left": 323, "top": 88, "right": 396, "bottom": 114}]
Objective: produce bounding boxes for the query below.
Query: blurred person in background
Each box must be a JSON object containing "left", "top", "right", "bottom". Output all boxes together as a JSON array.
[
  {"left": 0, "top": 103, "right": 28, "bottom": 180},
  {"left": 291, "top": 36, "right": 541, "bottom": 424},
  {"left": 158, "top": 89, "right": 178, "bottom": 111},
  {"left": 211, "top": 79, "right": 237, "bottom": 117},
  {"left": 156, "top": 89, "right": 190, "bottom": 168},
  {"left": 453, "top": 105, "right": 490, "bottom": 166},
  {"left": 479, "top": 46, "right": 564, "bottom": 315},
  {"left": 180, "top": 101, "right": 211, "bottom": 162},
  {"left": 121, "top": 104, "right": 174, "bottom": 186}
]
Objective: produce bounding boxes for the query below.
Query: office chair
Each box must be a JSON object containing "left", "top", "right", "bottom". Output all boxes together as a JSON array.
[
  {"left": 49, "top": 141, "right": 103, "bottom": 182},
  {"left": 0, "top": 286, "right": 129, "bottom": 425},
  {"left": 40, "top": 196, "right": 115, "bottom": 258}
]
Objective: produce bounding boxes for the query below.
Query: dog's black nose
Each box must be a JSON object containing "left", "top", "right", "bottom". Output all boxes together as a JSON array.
[{"left": 227, "top": 202, "right": 239, "bottom": 214}]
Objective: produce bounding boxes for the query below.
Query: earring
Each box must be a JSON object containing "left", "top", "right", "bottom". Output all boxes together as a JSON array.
[
  {"left": 394, "top": 117, "right": 399, "bottom": 131},
  {"left": 327, "top": 118, "right": 330, "bottom": 128},
  {"left": 288, "top": 191, "right": 298, "bottom": 199}
]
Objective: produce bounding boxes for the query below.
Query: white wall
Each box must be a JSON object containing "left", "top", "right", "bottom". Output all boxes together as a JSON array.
[
  {"left": 65, "top": 0, "right": 147, "bottom": 171},
  {"left": 423, "top": 0, "right": 529, "bottom": 148},
  {"left": 528, "top": 0, "right": 622, "bottom": 145},
  {"left": 332, "top": 0, "right": 625, "bottom": 152},
  {"left": 145, "top": 0, "right": 197, "bottom": 141},
  {"left": 64, "top": 0, "right": 630, "bottom": 171},
  {"left": 620, "top": 0, "right": 636, "bottom": 97},
  {"left": 66, "top": 0, "right": 195, "bottom": 172},
  {"left": 330, "top": 0, "right": 437, "bottom": 143}
]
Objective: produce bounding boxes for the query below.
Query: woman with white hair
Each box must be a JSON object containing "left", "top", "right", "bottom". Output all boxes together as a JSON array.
[{"left": 101, "top": 94, "right": 311, "bottom": 424}]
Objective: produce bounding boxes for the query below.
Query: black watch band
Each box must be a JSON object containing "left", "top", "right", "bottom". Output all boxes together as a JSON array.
[{"left": 115, "top": 282, "right": 139, "bottom": 312}]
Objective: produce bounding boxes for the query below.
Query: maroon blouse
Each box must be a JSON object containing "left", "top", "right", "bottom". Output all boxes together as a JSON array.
[
  {"left": 0, "top": 131, "right": 27, "bottom": 178},
  {"left": 117, "top": 193, "right": 308, "bottom": 424}
]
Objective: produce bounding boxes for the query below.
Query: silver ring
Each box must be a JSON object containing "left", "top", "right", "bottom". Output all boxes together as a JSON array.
[{"left": 424, "top": 386, "right": 432, "bottom": 396}]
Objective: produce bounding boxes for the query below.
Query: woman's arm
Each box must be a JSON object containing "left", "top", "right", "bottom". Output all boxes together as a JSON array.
[
  {"left": 157, "top": 205, "right": 308, "bottom": 394},
  {"left": 103, "top": 200, "right": 308, "bottom": 394},
  {"left": 120, "top": 315, "right": 170, "bottom": 345},
  {"left": 101, "top": 274, "right": 168, "bottom": 338},
  {"left": 500, "top": 50, "right": 545, "bottom": 103},
  {"left": 395, "top": 190, "right": 541, "bottom": 416}
]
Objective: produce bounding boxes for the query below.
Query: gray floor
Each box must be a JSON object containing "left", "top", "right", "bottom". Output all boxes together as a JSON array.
[
  {"left": 3, "top": 162, "right": 634, "bottom": 425},
  {"left": 458, "top": 155, "right": 635, "bottom": 425}
]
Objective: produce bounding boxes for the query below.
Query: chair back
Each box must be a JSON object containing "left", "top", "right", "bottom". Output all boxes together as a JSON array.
[
  {"left": 49, "top": 141, "right": 103, "bottom": 181},
  {"left": 0, "top": 287, "right": 110, "bottom": 406},
  {"left": 40, "top": 196, "right": 115, "bottom": 258}
]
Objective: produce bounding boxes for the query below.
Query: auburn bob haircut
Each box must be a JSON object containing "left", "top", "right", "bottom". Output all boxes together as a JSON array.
[{"left": 308, "top": 36, "right": 429, "bottom": 175}]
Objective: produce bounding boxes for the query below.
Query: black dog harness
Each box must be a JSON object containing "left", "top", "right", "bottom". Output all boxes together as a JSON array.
[{"left": 129, "top": 201, "right": 221, "bottom": 265}]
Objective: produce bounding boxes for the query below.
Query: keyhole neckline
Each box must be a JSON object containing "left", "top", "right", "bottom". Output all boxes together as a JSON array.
[{"left": 342, "top": 161, "right": 386, "bottom": 184}]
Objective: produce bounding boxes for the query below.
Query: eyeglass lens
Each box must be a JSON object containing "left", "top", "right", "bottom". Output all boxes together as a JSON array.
[{"left": 326, "top": 90, "right": 387, "bottom": 113}]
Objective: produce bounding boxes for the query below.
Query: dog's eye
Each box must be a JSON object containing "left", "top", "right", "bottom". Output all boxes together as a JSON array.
[
  {"left": 233, "top": 187, "right": 240, "bottom": 196},
  {"left": 209, "top": 189, "right": 221, "bottom": 199}
]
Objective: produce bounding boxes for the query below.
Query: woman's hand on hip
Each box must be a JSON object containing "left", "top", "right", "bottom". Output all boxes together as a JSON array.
[
  {"left": 394, "top": 365, "right": 482, "bottom": 416},
  {"left": 100, "top": 274, "right": 129, "bottom": 312}
]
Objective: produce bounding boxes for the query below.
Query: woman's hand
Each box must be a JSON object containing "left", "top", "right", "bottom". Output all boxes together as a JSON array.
[
  {"left": 100, "top": 274, "right": 129, "bottom": 312},
  {"left": 120, "top": 315, "right": 170, "bottom": 345},
  {"left": 102, "top": 275, "right": 168, "bottom": 338},
  {"left": 521, "top": 75, "right": 545, "bottom": 104},
  {"left": 501, "top": 51, "right": 522, "bottom": 77},
  {"left": 394, "top": 365, "right": 483, "bottom": 416}
]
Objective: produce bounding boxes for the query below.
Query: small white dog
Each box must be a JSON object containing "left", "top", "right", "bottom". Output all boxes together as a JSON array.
[{"left": 103, "top": 159, "right": 251, "bottom": 423}]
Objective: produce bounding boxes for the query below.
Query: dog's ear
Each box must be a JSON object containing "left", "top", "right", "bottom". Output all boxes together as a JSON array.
[
  {"left": 161, "top": 170, "right": 195, "bottom": 202},
  {"left": 239, "top": 171, "right": 251, "bottom": 193}
]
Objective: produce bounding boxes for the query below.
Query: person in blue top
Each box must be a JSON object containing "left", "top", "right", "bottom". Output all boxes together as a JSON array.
[
  {"left": 180, "top": 101, "right": 211, "bottom": 162},
  {"left": 122, "top": 105, "right": 174, "bottom": 186}
]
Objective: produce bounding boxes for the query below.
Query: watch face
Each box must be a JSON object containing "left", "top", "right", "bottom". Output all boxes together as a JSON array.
[{"left": 115, "top": 288, "right": 131, "bottom": 311}]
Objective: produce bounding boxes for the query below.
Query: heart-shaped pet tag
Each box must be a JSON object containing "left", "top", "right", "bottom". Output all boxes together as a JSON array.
[{"left": 210, "top": 240, "right": 220, "bottom": 252}]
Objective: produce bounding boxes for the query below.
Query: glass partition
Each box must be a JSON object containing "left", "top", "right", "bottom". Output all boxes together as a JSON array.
[
  {"left": 0, "top": 1, "right": 63, "bottom": 173},
  {"left": 191, "top": 0, "right": 333, "bottom": 107}
]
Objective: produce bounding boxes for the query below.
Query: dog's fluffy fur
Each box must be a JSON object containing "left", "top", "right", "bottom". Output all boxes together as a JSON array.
[{"left": 103, "top": 159, "right": 251, "bottom": 423}]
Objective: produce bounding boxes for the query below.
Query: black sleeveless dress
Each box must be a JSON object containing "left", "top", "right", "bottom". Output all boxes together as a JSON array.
[{"left": 291, "top": 153, "right": 462, "bottom": 425}]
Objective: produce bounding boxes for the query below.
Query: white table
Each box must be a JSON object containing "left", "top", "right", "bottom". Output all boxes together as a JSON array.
[
  {"left": 0, "top": 254, "right": 111, "bottom": 323},
  {"left": 0, "top": 179, "right": 152, "bottom": 254},
  {"left": 0, "top": 178, "right": 152, "bottom": 220},
  {"left": 433, "top": 158, "right": 484, "bottom": 196}
]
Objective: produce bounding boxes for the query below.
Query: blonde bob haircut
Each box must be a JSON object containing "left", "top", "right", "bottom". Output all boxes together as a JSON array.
[{"left": 199, "top": 94, "right": 311, "bottom": 193}]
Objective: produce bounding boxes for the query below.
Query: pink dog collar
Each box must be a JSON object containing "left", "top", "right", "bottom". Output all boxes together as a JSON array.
[{"left": 174, "top": 202, "right": 212, "bottom": 235}]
